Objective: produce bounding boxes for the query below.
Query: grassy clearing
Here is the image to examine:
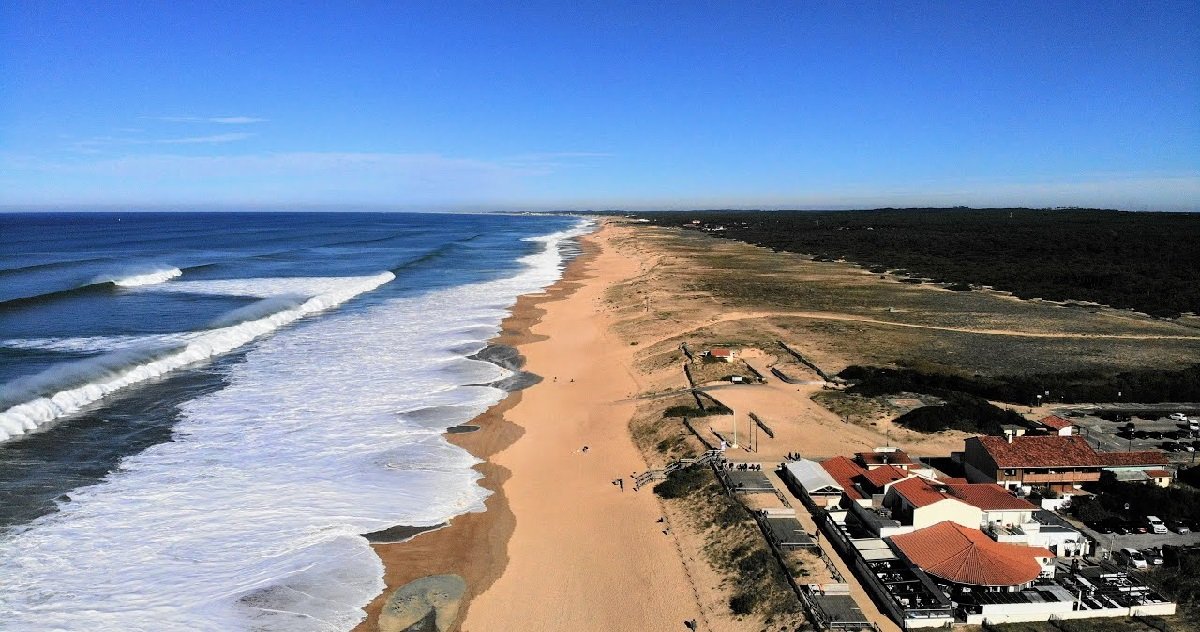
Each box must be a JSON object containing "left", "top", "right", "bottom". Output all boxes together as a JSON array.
[
  {"left": 630, "top": 227, "right": 1200, "bottom": 380},
  {"left": 810, "top": 390, "right": 899, "bottom": 427}
]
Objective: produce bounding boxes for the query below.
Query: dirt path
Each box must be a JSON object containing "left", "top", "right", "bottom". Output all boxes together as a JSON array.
[{"left": 632, "top": 308, "right": 1200, "bottom": 352}]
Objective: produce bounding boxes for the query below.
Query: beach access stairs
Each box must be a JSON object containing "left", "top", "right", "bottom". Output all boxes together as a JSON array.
[{"left": 633, "top": 449, "right": 725, "bottom": 490}]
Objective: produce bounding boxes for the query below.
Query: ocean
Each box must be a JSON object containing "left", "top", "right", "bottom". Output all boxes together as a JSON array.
[{"left": 0, "top": 211, "right": 590, "bottom": 631}]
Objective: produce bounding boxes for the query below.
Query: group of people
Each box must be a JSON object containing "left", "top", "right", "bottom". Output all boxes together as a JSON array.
[{"left": 723, "top": 461, "right": 762, "bottom": 471}]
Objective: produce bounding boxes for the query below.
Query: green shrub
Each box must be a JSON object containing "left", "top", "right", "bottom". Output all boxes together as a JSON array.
[
  {"left": 653, "top": 467, "right": 709, "bottom": 500},
  {"left": 729, "top": 592, "right": 758, "bottom": 615}
]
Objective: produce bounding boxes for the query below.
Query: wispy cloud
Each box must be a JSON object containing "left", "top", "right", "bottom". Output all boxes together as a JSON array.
[
  {"left": 152, "top": 132, "right": 254, "bottom": 145},
  {"left": 500, "top": 151, "right": 613, "bottom": 174},
  {"left": 68, "top": 132, "right": 254, "bottom": 152},
  {"left": 0, "top": 151, "right": 540, "bottom": 205},
  {"left": 156, "top": 116, "right": 267, "bottom": 124}
]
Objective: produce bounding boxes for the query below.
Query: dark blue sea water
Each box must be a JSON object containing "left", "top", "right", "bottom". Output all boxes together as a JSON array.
[{"left": 0, "top": 211, "right": 589, "bottom": 631}]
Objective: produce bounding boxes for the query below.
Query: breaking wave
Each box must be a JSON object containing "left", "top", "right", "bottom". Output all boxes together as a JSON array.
[
  {"left": 109, "top": 267, "right": 183, "bottom": 287},
  {"left": 0, "top": 272, "right": 395, "bottom": 443},
  {"left": 0, "top": 218, "right": 595, "bottom": 631}
]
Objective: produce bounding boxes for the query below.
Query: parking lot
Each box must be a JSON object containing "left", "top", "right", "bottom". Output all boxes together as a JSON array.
[
  {"left": 1072, "top": 517, "right": 1200, "bottom": 559},
  {"left": 1056, "top": 408, "right": 1200, "bottom": 466}
]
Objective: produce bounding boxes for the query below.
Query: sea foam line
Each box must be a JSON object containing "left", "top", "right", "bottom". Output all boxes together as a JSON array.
[
  {"left": 110, "top": 267, "right": 183, "bottom": 287},
  {"left": 0, "top": 272, "right": 394, "bottom": 443}
]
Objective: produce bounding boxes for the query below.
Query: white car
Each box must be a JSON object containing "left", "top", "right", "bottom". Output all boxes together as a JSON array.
[{"left": 1169, "top": 413, "right": 1188, "bottom": 421}]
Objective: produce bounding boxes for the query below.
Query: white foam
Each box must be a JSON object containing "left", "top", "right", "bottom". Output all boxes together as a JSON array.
[
  {"left": 0, "top": 220, "right": 595, "bottom": 631},
  {"left": 1, "top": 334, "right": 192, "bottom": 355},
  {"left": 110, "top": 267, "right": 183, "bottom": 287},
  {"left": 130, "top": 276, "right": 383, "bottom": 298},
  {"left": 0, "top": 273, "right": 395, "bottom": 443}
]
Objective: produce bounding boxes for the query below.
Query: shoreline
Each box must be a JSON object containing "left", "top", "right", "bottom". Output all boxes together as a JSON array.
[{"left": 353, "top": 228, "right": 598, "bottom": 631}]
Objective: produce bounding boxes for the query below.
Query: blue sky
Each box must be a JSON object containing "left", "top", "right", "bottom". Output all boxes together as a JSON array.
[{"left": 1, "top": 2, "right": 1197, "bottom": 210}]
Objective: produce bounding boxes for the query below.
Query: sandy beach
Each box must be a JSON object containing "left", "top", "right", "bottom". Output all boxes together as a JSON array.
[{"left": 357, "top": 222, "right": 701, "bottom": 631}]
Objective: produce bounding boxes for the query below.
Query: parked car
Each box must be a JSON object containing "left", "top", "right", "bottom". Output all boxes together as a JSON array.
[
  {"left": 1149, "top": 431, "right": 1164, "bottom": 440},
  {"left": 1142, "top": 548, "right": 1164, "bottom": 565},
  {"left": 1170, "top": 412, "right": 1188, "bottom": 422},
  {"left": 1147, "top": 516, "right": 1168, "bottom": 534},
  {"left": 1119, "top": 548, "right": 1149, "bottom": 569},
  {"left": 1168, "top": 521, "right": 1191, "bottom": 535}
]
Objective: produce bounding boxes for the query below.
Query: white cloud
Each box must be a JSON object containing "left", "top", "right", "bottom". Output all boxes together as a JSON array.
[
  {"left": 207, "top": 116, "right": 267, "bottom": 124},
  {"left": 150, "top": 132, "right": 254, "bottom": 145}
]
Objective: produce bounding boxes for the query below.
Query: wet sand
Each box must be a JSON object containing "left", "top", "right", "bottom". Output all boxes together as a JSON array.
[{"left": 353, "top": 230, "right": 597, "bottom": 631}]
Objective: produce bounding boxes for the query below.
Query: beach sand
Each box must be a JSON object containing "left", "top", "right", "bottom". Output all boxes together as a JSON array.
[
  {"left": 458, "top": 222, "right": 700, "bottom": 630},
  {"left": 357, "top": 222, "right": 700, "bottom": 631}
]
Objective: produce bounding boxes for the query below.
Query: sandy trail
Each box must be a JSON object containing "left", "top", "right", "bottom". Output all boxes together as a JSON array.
[
  {"left": 630, "top": 308, "right": 1200, "bottom": 353},
  {"left": 460, "top": 224, "right": 699, "bottom": 631}
]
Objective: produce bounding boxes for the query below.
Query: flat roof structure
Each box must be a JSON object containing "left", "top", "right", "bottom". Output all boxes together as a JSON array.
[
  {"left": 763, "top": 516, "right": 815, "bottom": 550},
  {"left": 783, "top": 459, "right": 843, "bottom": 496},
  {"left": 810, "top": 594, "right": 870, "bottom": 628},
  {"left": 724, "top": 470, "right": 775, "bottom": 493},
  {"left": 857, "top": 449, "right": 915, "bottom": 468}
]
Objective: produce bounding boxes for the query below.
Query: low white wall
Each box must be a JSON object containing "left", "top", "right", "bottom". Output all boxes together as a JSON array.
[
  {"left": 966, "top": 601, "right": 1177, "bottom": 625},
  {"left": 903, "top": 615, "right": 955, "bottom": 628}
]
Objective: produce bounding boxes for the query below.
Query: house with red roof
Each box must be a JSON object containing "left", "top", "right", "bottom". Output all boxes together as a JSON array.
[
  {"left": 1036, "top": 415, "right": 1074, "bottom": 436},
  {"left": 703, "top": 347, "right": 736, "bottom": 362},
  {"left": 888, "top": 521, "right": 1055, "bottom": 594},
  {"left": 963, "top": 435, "right": 1168, "bottom": 493},
  {"left": 884, "top": 477, "right": 1039, "bottom": 531},
  {"left": 808, "top": 449, "right": 930, "bottom": 508}
]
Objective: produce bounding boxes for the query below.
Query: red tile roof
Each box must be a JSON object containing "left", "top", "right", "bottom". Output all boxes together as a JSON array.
[
  {"left": 892, "top": 477, "right": 1037, "bottom": 511},
  {"left": 891, "top": 477, "right": 949, "bottom": 508},
  {"left": 709, "top": 348, "right": 733, "bottom": 357},
  {"left": 1099, "top": 451, "right": 1169, "bottom": 467},
  {"left": 1145, "top": 469, "right": 1171, "bottom": 478},
  {"left": 973, "top": 435, "right": 1166, "bottom": 468},
  {"left": 945, "top": 484, "right": 1037, "bottom": 511},
  {"left": 889, "top": 522, "right": 1052, "bottom": 587},
  {"left": 821, "top": 456, "right": 867, "bottom": 500},
  {"left": 860, "top": 465, "right": 910, "bottom": 490},
  {"left": 1039, "top": 415, "right": 1073, "bottom": 430},
  {"left": 974, "top": 435, "right": 1099, "bottom": 467},
  {"left": 857, "top": 449, "right": 914, "bottom": 467}
]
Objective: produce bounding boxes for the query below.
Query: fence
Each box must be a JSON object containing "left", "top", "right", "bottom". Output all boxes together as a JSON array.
[{"left": 777, "top": 340, "right": 837, "bottom": 383}]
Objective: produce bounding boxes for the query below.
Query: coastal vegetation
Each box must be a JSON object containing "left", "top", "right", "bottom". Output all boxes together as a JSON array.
[
  {"left": 633, "top": 208, "right": 1200, "bottom": 318},
  {"left": 839, "top": 363, "right": 1200, "bottom": 406},
  {"left": 629, "top": 398, "right": 807, "bottom": 628},
  {"left": 653, "top": 466, "right": 801, "bottom": 620}
]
